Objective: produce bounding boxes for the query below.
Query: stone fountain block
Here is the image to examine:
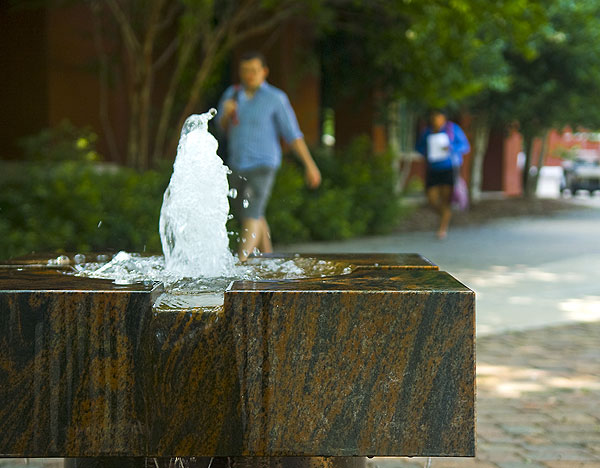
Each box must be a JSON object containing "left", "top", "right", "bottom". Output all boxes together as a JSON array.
[
  {"left": 0, "top": 254, "right": 474, "bottom": 458},
  {"left": 0, "top": 268, "right": 162, "bottom": 456}
]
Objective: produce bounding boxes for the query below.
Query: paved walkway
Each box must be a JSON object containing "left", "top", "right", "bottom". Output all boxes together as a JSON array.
[
  {"left": 280, "top": 203, "right": 600, "bottom": 336},
  {"left": 368, "top": 321, "right": 600, "bottom": 468}
]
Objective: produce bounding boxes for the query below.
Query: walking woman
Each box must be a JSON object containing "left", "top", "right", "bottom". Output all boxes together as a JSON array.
[{"left": 416, "top": 109, "right": 470, "bottom": 239}]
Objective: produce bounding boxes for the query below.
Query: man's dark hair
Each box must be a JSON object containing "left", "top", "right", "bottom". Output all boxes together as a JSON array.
[
  {"left": 240, "top": 51, "right": 267, "bottom": 67},
  {"left": 429, "top": 108, "right": 447, "bottom": 117}
]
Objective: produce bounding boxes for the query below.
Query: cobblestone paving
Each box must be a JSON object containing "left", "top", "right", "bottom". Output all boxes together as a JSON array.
[
  {"left": 368, "top": 321, "right": 600, "bottom": 468},
  {"left": 3, "top": 322, "right": 599, "bottom": 468}
]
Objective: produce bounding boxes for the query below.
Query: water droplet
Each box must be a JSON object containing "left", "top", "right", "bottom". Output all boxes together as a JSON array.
[
  {"left": 242, "top": 199, "right": 249, "bottom": 208},
  {"left": 251, "top": 232, "right": 256, "bottom": 239},
  {"left": 97, "top": 220, "right": 103, "bottom": 228},
  {"left": 56, "top": 255, "right": 70, "bottom": 265},
  {"left": 228, "top": 188, "right": 238, "bottom": 199},
  {"left": 227, "top": 214, "right": 234, "bottom": 220},
  {"left": 74, "top": 254, "right": 86, "bottom": 264}
]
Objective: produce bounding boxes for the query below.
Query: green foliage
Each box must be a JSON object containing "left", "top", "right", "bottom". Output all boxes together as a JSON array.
[
  {"left": 266, "top": 136, "right": 403, "bottom": 244},
  {"left": 3, "top": 125, "right": 404, "bottom": 260},
  {"left": 471, "top": 0, "right": 600, "bottom": 134},
  {"left": 0, "top": 122, "right": 171, "bottom": 260},
  {"left": 0, "top": 161, "right": 171, "bottom": 260},
  {"left": 320, "top": 0, "right": 546, "bottom": 110},
  {"left": 552, "top": 145, "right": 580, "bottom": 161},
  {"left": 405, "top": 176, "right": 425, "bottom": 195},
  {"left": 18, "top": 119, "right": 101, "bottom": 163}
]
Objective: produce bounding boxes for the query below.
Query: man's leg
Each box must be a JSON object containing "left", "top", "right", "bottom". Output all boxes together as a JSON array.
[
  {"left": 238, "top": 217, "right": 273, "bottom": 261},
  {"left": 234, "top": 167, "right": 276, "bottom": 261},
  {"left": 258, "top": 217, "right": 273, "bottom": 253},
  {"left": 239, "top": 217, "right": 262, "bottom": 261}
]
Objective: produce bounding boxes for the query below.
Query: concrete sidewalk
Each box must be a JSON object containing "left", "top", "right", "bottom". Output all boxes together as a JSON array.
[
  {"left": 369, "top": 321, "right": 600, "bottom": 468},
  {"left": 279, "top": 204, "right": 600, "bottom": 337}
]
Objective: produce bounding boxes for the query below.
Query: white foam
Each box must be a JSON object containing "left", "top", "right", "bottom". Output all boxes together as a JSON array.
[{"left": 159, "top": 109, "right": 236, "bottom": 278}]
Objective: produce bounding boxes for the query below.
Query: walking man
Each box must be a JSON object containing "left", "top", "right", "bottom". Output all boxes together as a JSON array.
[{"left": 218, "top": 51, "right": 321, "bottom": 260}]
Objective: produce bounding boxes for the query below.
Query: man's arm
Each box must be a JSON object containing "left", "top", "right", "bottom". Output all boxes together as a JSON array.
[
  {"left": 291, "top": 138, "right": 321, "bottom": 189},
  {"left": 219, "top": 99, "right": 237, "bottom": 131},
  {"left": 217, "top": 87, "right": 237, "bottom": 132}
]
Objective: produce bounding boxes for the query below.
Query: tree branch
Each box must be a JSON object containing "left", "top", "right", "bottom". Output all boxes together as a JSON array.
[
  {"left": 156, "top": 2, "right": 182, "bottom": 33},
  {"left": 152, "top": 36, "right": 179, "bottom": 72},
  {"left": 88, "top": 0, "right": 121, "bottom": 163},
  {"left": 105, "top": 0, "right": 140, "bottom": 54},
  {"left": 228, "top": 3, "right": 303, "bottom": 48}
]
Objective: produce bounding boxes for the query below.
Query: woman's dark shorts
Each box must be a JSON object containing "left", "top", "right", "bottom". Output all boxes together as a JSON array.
[
  {"left": 426, "top": 168, "right": 455, "bottom": 188},
  {"left": 228, "top": 167, "right": 277, "bottom": 220}
]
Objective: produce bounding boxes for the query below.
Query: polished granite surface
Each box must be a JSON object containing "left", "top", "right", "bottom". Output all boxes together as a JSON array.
[{"left": 0, "top": 253, "right": 474, "bottom": 458}]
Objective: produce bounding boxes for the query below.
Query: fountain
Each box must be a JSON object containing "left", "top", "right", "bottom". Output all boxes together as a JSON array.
[
  {"left": 0, "top": 111, "right": 475, "bottom": 467},
  {"left": 159, "top": 109, "right": 235, "bottom": 278}
]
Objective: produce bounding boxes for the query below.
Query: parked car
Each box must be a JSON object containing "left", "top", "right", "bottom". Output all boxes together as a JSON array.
[{"left": 560, "top": 158, "right": 600, "bottom": 193}]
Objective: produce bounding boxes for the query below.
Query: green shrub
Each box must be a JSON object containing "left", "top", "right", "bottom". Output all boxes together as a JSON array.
[
  {"left": 0, "top": 160, "right": 170, "bottom": 260},
  {"left": 18, "top": 120, "right": 101, "bottom": 163},
  {"left": 266, "top": 135, "right": 403, "bottom": 244},
  {"left": 265, "top": 163, "right": 311, "bottom": 244},
  {"left": 0, "top": 122, "right": 171, "bottom": 260},
  {"left": 1, "top": 124, "right": 404, "bottom": 260}
]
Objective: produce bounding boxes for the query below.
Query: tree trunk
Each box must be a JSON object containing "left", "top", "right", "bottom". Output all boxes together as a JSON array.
[
  {"left": 99, "top": 0, "right": 303, "bottom": 168},
  {"left": 521, "top": 132, "right": 535, "bottom": 198},
  {"left": 469, "top": 117, "right": 490, "bottom": 203},
  {"left": 152, "top": 39, "right": 198, "bottom": 164},
  {"left": 137, "top": 0, "right": 166, "bottom": 169},
  {"left": 165, "top": 48, "right": 221, "bottom": 159},
  {"left": 387, "top": 100, "right": 416, "bottom": 194},
  {"left": 127, "top": 76, "right": 141, "bottom": 168},
  {"left": 89, "top": 2, "right": 121, "bottom": 163},
  {"left": 530, "top": 129, "right": 550, "bottom": 196}
]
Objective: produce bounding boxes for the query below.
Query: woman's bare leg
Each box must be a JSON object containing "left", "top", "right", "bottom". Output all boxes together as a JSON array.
[
  {"left": 437, "top": 185, "right": 453, "bottom": 239},
  {"left": 427, "top": 185, "right": 453, "bottom": 239}
]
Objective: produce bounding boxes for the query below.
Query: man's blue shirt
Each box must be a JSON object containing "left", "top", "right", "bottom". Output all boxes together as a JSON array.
[{"left": 217, "top": 82, "right": 303, "bottom": 171}]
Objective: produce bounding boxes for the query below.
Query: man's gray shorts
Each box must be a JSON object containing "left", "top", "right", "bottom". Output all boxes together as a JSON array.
[{"left": 228, "top": 167, "right": 277, "bottom": 220}]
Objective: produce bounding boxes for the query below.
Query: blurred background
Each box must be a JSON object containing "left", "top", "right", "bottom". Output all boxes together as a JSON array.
[
  {"left": 2, "top": 2, "right": 600, "bottom": 468},
  {"left": 2, "top": 0, "right": 600, "bottom": 259}
]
